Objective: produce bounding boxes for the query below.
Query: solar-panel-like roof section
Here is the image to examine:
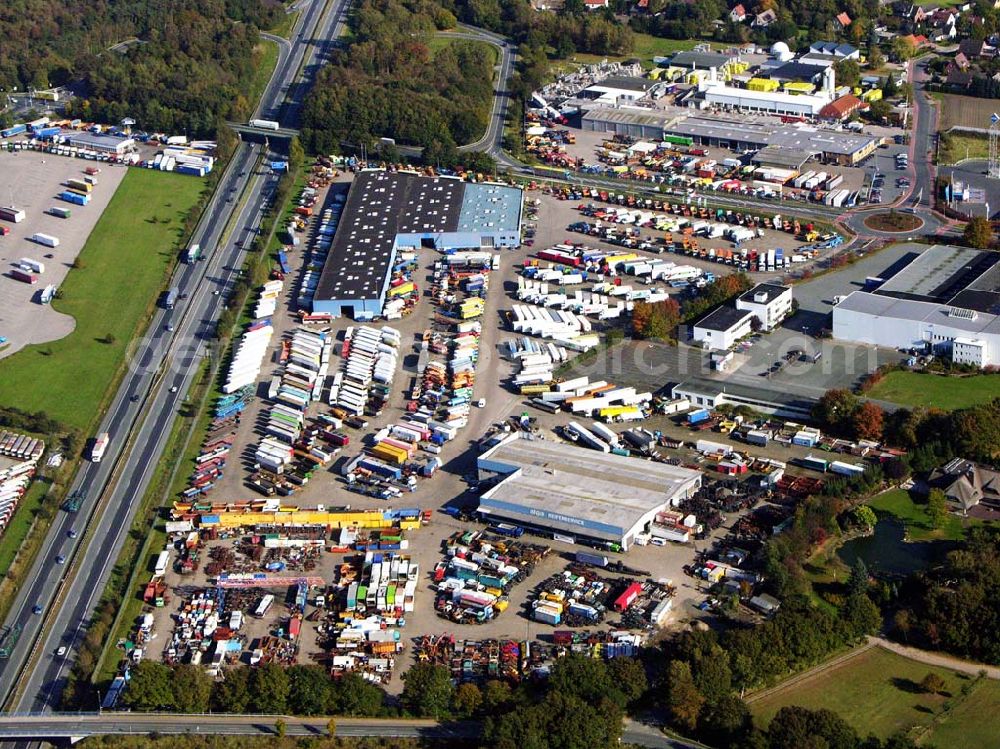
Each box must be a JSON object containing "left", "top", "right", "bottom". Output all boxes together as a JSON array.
[
  {"left": 313, "top": 171, "right": 462, "bottom": 303},
  {"left": 875, "top": 244, "right": 1000, "bottom": 309},
  {"left": 457, "top": 183, "right": 523, "bottom": 234}
]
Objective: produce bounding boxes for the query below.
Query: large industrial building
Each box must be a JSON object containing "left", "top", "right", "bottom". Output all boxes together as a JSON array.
[
  {"left": 312, "top": 170, "right": 522, "bottom": 320},
  {"left": 833, "top": 244, "right": 1000, "bottom": 367},
  {"left": 582, "top": 108, "right": 879, "bottom": 165},
  {"left": 476, "top": 434, "right": 702, "bottom": 550}
]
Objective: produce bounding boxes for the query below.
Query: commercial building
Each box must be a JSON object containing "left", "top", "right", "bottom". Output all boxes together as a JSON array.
[
  {"left": 697, "top": 66, "right": 837, "bottom": 118},
  {"left": 577, "top": 76, "right": 662, "bottom": 108},
  {"left": 312, "top": 170, "right": 522, "bottom": 320},
  {"left": 832, "top": 244, "right": 1000, "bottom": 367},
  {"left": 692, "top": 306, "right": 754, "bottom": 349},
  {"left": 670, "top": 379, "right": 815, "bottom": 419},
  {"left": 736, "top": 283, "right": 793, "bottom": 331},
  {"left": 476, "top": 434, "right": 702, "bottom": 551},
  {"left": 582, "top": 108, "right": 878, "bottom": 165},
  {"left": 63, "top": 131, "right": 135, "bottom": 155}
]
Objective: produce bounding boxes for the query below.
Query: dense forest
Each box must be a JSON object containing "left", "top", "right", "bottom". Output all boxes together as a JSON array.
[
  {"left": 300, "top": 0, "right": 633, "bottom": 160},
  {"left": 300, "top": 0, "right": 495, "bottom": 157},
  {"left": 0, "top": 0, "right": 284, "bottom": 136}
]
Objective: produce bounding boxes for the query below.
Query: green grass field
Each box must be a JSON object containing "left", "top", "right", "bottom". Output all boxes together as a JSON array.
[
  {"left": 0, "top": 169, "right": 206, "bottom": 431},
  {"left": 925, "top": 679, "right": 1000, "bottom": 747},
  {"left": 869, "top": 489, "right": 969, "bottom": 542},
  {"left": 751, "top": 647, "right": 977, "bottom": 740},
  {"left": 267, "top": 8, "right": 299, "bottom": 40},
  {"left": 0, "top": 477, "right": 52, "bottom": 574},
  {"left": 249, "top": 40, "right": 280, "bottom": 109},
  {"left": 552, "top": 34, "right": 716, "bottom": 72},
  {"left": 867, "top": 371, "right": 1000, "bottom": 411},
  {"left": 938, "top": 132, "right": 988, "bottom": 165}
]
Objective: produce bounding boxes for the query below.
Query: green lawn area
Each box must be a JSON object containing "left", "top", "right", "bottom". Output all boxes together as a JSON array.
[
  {"left": 866, "top": 371, "right": 1000, "bottom": 411},
  {"left": 869, "top": 489, "right": 969, "bottom": 542},
  {"left": 0, "top": 169, "right": 206, "bottom": 432},
  {"left": 267, "top": 8, "right": 299, "bottom": 40},
  {"left": 553, "top": 33, "right": 717, "bottom": 72},
  {"left": 249, "top": 39, "right": 280, "bottom": 108},
  {"left": 751, "top": 647, "right": 975, "bottom": 740},
  {"left": 428, "top": 35, "right": 498, "bottom": 66},
  {"left": 939, "top": 132, "right": 988, "bottom": 165},
  {"left": 926, "top": 679, "right": 1000, "bottom": 747},
  {"left": 0, "top": 477, "right": 52, "bottom": 575}
]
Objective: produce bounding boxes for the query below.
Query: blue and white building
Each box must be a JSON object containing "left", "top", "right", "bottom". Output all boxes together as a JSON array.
[
  {"left": 476, "top": 434, "right": 702, "bottom": 550},
  {"left": 311, "top": 170, "right": 522, "bottom": 320}
]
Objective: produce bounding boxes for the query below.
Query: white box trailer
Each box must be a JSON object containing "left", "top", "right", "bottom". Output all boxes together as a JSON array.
[{"left": 32, "top": 233, "right": 59, "bottom": 248}]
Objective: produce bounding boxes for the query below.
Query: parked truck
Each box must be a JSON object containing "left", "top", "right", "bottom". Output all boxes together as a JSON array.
[{"left": 48, "top": 206, "right": 71, "bottom": 219}]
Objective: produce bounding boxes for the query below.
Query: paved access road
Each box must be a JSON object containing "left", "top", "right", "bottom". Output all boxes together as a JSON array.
[
  {"left": 0, "top": 0, "right": 351, "bottom": 713},
  {"left": 0, "top": 714, "right": 701, "bottom": 748}
]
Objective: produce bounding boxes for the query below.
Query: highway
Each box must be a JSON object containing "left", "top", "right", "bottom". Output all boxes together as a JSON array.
[
  {"left": 0, "top": 0, "right": 350, "bottom": 714},
  {"left": 0, "top": 713, "right": 701, "bottom": 748}
]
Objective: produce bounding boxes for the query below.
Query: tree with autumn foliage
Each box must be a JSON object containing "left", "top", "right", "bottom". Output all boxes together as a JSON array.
[
  {"left": 853, "top": 401, "right": 885, "bottom": 441},
  {"left": 632, "top": 298, "right": 682, "bottom": 341}
]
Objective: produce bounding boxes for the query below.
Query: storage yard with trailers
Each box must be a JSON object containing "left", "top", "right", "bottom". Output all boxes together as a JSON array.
[
  {"left": 0, "top": 150, "right": 127, "bottom": 358},
  {"left": 103, "top": 159, "right": 896, "bottom": 703}
]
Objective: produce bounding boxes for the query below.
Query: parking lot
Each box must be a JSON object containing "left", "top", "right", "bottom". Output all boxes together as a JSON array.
[{"left": 0, "top": 150, "right": 126, "bottom": 357}]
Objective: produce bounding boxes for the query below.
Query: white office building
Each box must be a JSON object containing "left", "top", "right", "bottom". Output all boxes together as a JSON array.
[
  {"left": 736, "top": 283, "right": 793, "bottom": 331},
  {"left": 692, "top": 306, "right": 754, "bottom": 350}
]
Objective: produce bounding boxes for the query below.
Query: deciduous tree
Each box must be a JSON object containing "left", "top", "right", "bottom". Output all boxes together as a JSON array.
[{"left": 964, "top": 216, "right": 994, "bottom": 249}]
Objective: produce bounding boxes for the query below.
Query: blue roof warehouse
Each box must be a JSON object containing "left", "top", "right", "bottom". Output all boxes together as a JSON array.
[{"left": 311, "top": 170, "right": 523, "bottom": 320}]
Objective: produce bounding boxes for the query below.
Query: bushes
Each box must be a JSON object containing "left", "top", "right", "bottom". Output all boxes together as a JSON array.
[{"left": 126, "top": 663, "right": 388, "bottom": 715}]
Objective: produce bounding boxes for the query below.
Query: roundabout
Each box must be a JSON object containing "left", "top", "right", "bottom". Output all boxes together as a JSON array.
[{"left": 862, "top": 211, "right": 925, "bottom": 233}]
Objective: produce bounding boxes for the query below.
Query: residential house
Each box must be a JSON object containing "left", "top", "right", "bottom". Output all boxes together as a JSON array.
[
  {"left": 959, "top": 38, "right": 990, "bottom": 59},
  {"left": 927, "top": 458, "right": 1000, "bottom": 513},
  {"left": 583, "top": 0, "right": 609, "bottom": 8},
  {"left": 946, "top": 66, "right": 974, "bottom": 89},
  {"left": 835, "top": 12, "right": 852, "bottom": 28},
  {"left": 953, "top": 51, "right": 970, "bottom": 70},
  {"left": 730, "top": 3, "right": 746, "bottom": 22},
  {"left": 819, "top": 93, "right": 865, "bottom": 121},
  {"left": 753, "top": 8, "right": 777, "bottom": 26}
]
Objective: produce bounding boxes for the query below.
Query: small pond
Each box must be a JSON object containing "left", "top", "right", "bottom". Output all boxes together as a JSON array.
[{"left": 838, "top": 518, "right": 950, "bottom": 577}]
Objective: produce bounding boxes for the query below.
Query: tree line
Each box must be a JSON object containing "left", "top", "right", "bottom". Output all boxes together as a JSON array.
[{"left": 814, "top": 390, "right": 1000, "bottom": 468}]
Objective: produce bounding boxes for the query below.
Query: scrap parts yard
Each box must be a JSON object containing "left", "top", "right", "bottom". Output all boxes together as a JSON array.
[{"left": 92, "top": 159, "right": 902, "bottom": 705}]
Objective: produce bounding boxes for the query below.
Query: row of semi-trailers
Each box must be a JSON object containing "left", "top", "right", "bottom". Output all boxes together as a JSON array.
[
  {"left": 0, "top": 431, "right": 44, "bottom": 531},
  {"left": 331, "top": 326, "right": 401, "bottom": 416},
  {"left": 510, "top": 304, "right": 592, "bottom": 339},
  {"left": 254, "top": 327, "right": 335, "bottom": 475}
]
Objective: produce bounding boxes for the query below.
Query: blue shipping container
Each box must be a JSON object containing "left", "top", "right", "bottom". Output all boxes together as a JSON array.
[
  {"left": 59, "top": 191, "right": 89, "bottom": 206},
  {"left": 1, "top": 124, "right": 26, "bottom": 138}
]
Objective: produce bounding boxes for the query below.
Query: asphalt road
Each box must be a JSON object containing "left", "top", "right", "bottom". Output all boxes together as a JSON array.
[
  {"left": 0, "top": 0, "right": 350, "bottom": 713},
  {"left": 0, "top": 714, "right": 700, "bottom": 748}
]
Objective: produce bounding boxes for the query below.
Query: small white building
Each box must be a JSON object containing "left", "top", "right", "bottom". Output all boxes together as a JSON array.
[
  {"left": 692, "top": 306, "right": 753, "bottom": 350},
  {"left": 953, "top": 337, "right": 987, "bottom": 366},
  {"left": 736, "top": 282, "right": 793, "bottom": 331}
]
